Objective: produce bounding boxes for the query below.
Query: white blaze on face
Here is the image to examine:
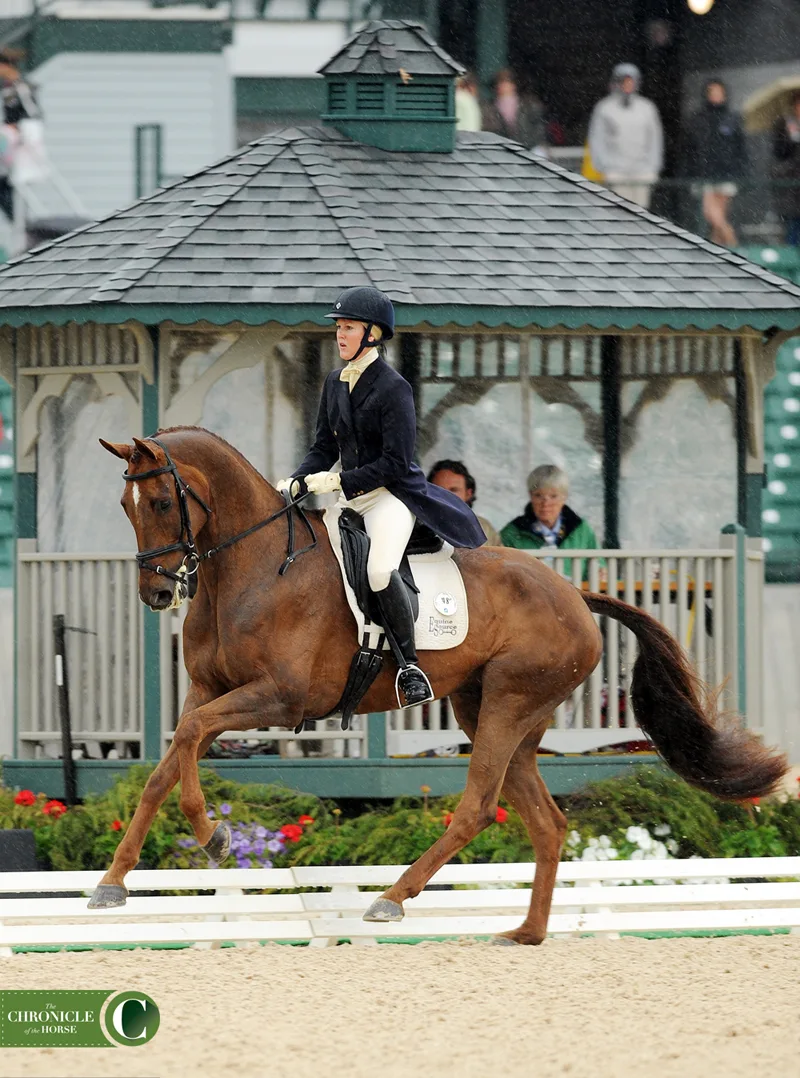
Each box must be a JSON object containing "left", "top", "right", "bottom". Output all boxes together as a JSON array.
[{"left": 132, "top": 482, "right": 141, "bottom": 514}]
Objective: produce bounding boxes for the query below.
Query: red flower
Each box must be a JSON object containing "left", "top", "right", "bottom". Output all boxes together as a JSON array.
[
  {"left": 14, "top": 789, "right": 35, "bottom": 806},
  {"left": 110, "top": 820, "right": 123, "bottom": 831},
  {"left": 280, "top": 824, "right": 304, "bottom": 843},
  {"left": 42, "top": 799, "right": 67, "bottom": 817},
  {"left": 495, "top": 807, "right": 508, "bottom": 824},
  {"left": 443, "top": 812, "right": 454, "bottom": 827},
  {"left": 298, "top": 815, "right": 315, "bottom": 825}
]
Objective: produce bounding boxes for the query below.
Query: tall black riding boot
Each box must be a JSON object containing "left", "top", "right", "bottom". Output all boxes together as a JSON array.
[{"left": 375, "top": 571, "right": 434, "bottom": 709}]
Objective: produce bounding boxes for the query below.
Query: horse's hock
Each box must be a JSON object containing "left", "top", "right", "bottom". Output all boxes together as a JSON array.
[{"left": 1, "top": 19, "right": 799, "bottom": 795}]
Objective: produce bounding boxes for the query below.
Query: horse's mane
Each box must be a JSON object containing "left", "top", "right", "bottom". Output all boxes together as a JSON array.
[{"left": 154, "top": 426, "right": 272, "bottom": 489}]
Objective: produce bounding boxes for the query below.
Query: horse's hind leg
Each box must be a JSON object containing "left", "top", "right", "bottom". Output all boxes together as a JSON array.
[
  {"left": 363, "top": 680, "right": 539, "bottom": 922},
  {"left": 493, "top": 725, "right": 567, "bottom": 946}
]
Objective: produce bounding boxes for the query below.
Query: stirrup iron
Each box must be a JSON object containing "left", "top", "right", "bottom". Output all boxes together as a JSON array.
[{"left": 395, "top": 664, "right": 434, "bottom": 709}]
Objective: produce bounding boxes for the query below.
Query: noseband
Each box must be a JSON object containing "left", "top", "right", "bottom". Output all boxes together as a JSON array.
[{"left": 122, "top": 437, "right": 316, "bottom": 600}]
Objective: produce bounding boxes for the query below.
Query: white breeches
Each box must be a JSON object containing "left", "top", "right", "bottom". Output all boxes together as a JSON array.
[{"left": 340, "top": 486, "right": 415, "bottom": 592}]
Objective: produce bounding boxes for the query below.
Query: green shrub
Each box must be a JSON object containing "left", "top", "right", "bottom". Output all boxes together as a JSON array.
[
  {"left": 2, "top": 762, "right": 799, "bottom": 871},
  {"left": 563, "top": 765, "right": 751, "bottom": 858}
]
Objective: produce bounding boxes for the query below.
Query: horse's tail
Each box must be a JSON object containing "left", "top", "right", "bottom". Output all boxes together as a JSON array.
[{"left": 582, "top": 593, "right": 788, "bottom": 800}]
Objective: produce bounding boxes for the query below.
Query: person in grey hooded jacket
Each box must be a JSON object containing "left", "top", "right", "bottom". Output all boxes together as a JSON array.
[{"left": 588, "top": 63, "right": 663, "bottom": 209}]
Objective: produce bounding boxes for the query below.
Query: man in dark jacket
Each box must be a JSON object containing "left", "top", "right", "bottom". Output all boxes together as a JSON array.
[
  {"left": 277, "top": 286, "right": 485, "bottom": 709},
  {"left": 684, "top": 79, "right": 746, "bottom": 247},
  {"left": 771, "top": 90, "right": 800, "bottom": 245}
]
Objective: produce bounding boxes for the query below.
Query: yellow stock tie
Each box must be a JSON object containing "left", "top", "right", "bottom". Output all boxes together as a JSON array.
[{"left": 339, "top": 348, "right": 378, "bottom": 392}]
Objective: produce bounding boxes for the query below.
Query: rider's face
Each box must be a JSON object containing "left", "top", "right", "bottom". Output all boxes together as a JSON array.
[{"left": 335, "top": 319, "right": 372, "bottom": 362}]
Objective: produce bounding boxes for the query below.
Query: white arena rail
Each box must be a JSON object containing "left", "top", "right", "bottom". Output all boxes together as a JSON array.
[{"left": 1, "top": 858, "right": 798, "bottom": 952}]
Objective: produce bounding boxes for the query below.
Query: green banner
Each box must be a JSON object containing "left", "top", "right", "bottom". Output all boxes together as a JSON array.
[{"left": 0, "top": 990, "right": 160, "bottom": 1048}]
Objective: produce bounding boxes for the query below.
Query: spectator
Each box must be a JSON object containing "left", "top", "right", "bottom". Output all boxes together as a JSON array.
[
  {"left": 427, "top": 459, "right": 503, "bottom": 546},
  {"left": 684, "top": 79, "right": 746, "bottom": 248},
  {"left": 455, "top": 72, "right": 482, "bottom": 133},
  {"left": 0, "top": 53, "right": 40, "bottom": 223},
  {"left": 588, "top": 62, "right": 663, "bottom": 209},
  {"left": 482, "top": 69, "right": 547, "bottom": 153},
  {"left": 771, "top": 90, "right": 800, "bottom": 246},
  {"left": 500, "top": 464, "right": 598, "bottom": 577},
  {"left": 0, "top": 54, "right": 39, "bottom": 127}
]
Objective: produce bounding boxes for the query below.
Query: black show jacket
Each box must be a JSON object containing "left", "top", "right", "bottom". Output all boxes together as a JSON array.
[{"left": 292, "top": 357, "right": 486, "bottom": 549}]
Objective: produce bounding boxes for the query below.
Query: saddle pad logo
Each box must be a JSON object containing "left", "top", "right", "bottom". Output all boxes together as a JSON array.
[{"left": 434, "top": 592, "right": 458, "bottom": 616}]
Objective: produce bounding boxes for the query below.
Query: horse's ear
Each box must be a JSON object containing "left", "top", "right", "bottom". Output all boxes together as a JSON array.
[
  {"left": 99, "top": 439, "right": 132, "bottom": 460},
  {"left": 132, "top": 437, "right": 158, "bottom": 462}
]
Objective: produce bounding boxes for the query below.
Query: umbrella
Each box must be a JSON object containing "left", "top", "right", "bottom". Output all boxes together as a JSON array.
[{"left": 743, "top": 75, "right": 800, "bottom": 133}]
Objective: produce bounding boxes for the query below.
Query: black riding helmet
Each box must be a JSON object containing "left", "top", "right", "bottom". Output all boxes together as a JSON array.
[{"left": 324, "top": 286, "right": 395, "bottom": 364}]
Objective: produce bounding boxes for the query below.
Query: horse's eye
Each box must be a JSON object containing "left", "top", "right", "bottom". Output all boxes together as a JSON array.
[{"left": 158, "top": 499, "right": 172, "bottom": 512}]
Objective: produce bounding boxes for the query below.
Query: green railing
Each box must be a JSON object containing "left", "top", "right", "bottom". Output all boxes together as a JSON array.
[{"left": 0, "top": 379, "right": 12, "bottom": 589}]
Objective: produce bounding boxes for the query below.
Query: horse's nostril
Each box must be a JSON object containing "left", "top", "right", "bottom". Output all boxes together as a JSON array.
[{"left": 152, "top": 589, "right": 173, "bottom": 608}]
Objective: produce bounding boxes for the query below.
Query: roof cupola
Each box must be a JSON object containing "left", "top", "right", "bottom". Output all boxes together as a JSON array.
[{"left": 318, "top": 20, "right": 464, "bottom": 153}]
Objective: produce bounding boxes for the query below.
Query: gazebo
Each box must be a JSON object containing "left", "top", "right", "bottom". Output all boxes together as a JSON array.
[{"left": 2, "top": 21, "right": 800, "bottom": 798}]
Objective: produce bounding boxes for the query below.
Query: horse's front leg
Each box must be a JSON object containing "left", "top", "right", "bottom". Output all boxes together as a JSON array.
[
  {"left": 172, "top": 677, "right": 301, "bottom": 852},
  {"left": 88, "top": 682, "right": 220, "bottom": 909}
]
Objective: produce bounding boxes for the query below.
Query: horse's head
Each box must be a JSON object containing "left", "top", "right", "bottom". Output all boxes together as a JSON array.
[{"left": 100, "top": 436, "right": 211, "bottom": 610}]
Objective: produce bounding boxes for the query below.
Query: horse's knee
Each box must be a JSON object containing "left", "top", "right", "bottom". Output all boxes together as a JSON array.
[{"left": 173, "top": 715, "right": 203, "bottom": 752}]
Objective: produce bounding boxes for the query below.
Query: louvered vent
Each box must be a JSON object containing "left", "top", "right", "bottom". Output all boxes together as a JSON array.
[
  {"left": 355, "top": 81, "right": 386, "bottom": 114},
  {"left": 395, "top": 83, "right": 449, "bottom": 116},
  {"left": 327, "top": 81, "right": 347, "bottom": 113}
]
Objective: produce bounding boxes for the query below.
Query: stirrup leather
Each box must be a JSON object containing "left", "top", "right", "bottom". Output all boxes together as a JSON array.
[{"left": 395, "top": 664, "right": 435, "bottom": 709}]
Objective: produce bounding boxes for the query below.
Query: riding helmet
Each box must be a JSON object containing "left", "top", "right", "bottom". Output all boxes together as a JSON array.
[{"left": 324, "top": 286, "right": 395, "bottom": 340}]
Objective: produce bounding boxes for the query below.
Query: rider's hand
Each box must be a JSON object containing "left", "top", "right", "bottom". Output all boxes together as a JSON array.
[
  {"left": 305, "top": 471, "right": 341, "bottom": 494},
  {"left": 275, "top": 477, "right": 301, "bottom": 498}
]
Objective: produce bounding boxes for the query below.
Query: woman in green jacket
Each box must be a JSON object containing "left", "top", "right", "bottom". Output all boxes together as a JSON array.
[{"left": 500, "top": 464, "right": 598, "bottom": 579}]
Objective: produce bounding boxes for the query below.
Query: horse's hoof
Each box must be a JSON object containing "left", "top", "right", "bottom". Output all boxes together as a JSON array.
[
  {"left": 87, "top": 883, "right": 128, "bottom": 909},
  {"left": 490, "top": 935, "right": 521, "bottom": 946},
  {"left": 362, "top": 897, "right": 404, "bottom": 923},
  {"left": 203, "top": 821, "right": 232, "bottom": 864}
]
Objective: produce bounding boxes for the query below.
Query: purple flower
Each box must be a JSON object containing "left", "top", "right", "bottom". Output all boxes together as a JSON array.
[
  {"left": 177, "top": 838, "right": 195, "bottom": 849},
  {"left": 220, "top": 803, "right": 232, "bottom": 816},
  {"left": 236, "top": 857, "right": 251, "bottom": 869},
  {"left": 255, "top": 826, "right": 267, "bottom": 839},
  {"left": 267, "top": 838, "right": 284, "bottom": 854},
  {"left": 253, "top": 839, "right": 266, "bottom": 856},
  {"left": 206, "top": 808, "right": 215, "bottom": 819}
]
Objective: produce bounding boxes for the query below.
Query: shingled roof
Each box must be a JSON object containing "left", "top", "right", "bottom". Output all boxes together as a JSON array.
[
  {"left": 1, "top": 124, "right": 800, "bottom": 331},
  {"left": 319, "top": 20, "right": 464, "bottom": 78}
]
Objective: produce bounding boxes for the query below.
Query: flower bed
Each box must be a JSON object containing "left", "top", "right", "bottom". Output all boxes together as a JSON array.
[{"left": 1, "top": 763, "right": 799, "bottom": 872}]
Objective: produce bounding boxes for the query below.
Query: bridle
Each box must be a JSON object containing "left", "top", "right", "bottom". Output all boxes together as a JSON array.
[{"left": 122, "top": 437, "right": 316, "bottom": 600}]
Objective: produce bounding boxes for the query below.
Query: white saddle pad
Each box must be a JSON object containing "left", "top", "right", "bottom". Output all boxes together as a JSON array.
[{"left": 324, "top": 505, "right": 469, "bottom": 652}]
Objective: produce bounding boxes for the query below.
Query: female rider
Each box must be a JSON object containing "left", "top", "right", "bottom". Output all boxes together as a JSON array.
[{"left": 277, "top": 286, "right": 486, "bottom": 709}]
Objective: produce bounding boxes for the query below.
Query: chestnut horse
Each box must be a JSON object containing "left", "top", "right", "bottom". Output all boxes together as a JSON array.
[{"left": 92, "top": 426, "right": 786, "bottom": 944}]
